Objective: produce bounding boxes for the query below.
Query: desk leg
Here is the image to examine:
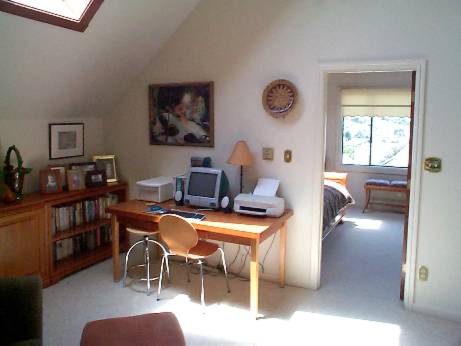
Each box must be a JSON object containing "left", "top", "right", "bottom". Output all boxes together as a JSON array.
[
  {"left": 250, "top": 239, "right": 259, "bottom": 319},
  {"left": 111, "top": 214, "right": 121, "bottom": 282},
  {"left": 279, "top": 222, "right": 287, "bottom": 288}
]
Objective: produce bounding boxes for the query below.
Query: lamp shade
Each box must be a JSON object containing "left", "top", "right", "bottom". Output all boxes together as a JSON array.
[{"left": 227, "top": 140, "right": 254, "bottom": 166}]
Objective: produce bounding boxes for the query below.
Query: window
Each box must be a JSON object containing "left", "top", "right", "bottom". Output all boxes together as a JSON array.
[
  {"left": 341, "top": 88, "right": 411, "bottom": 168},
  {"left": 0, "top": 0, "right": 103, "bottom": 32}
]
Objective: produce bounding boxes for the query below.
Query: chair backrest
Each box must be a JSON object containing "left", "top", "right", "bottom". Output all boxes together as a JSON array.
[{"left": 158, "top": 214, "right": 198, "bottom": 256}]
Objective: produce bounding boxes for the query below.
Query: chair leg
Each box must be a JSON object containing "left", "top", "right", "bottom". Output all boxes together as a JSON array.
[
  {"left": 185, "top": 258, "right": 191, "bottom": 283},
  {"left": 145, "top": 238, "right": 151, "bottom": 295},
  {"left": 165, "top": 255, "right": 171, "bottom": 283},
  {"left": 157, "top": 255, "right": 165, "bottom": 301},
  {"left": 218, "top": 247, "right": 231, "bottom": 293},
  {"left": 199, "top": 260, "right": 205, "bottom": 308},
  {"left": 123, "top": 240, "right": 144, "bottom": 287}
]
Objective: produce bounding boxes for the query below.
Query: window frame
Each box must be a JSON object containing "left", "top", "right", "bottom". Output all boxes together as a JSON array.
[
  {"left": 337, "top": 114, "right": 408, "bottom": 175},
  {"left": 0, "top": 0, "right": 103, "bottom": 32}
]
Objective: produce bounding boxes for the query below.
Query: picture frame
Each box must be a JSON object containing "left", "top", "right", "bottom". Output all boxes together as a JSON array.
[
  {"left": 40, "top": 169, "right": 63, "bottom": 194},
  {"left": 93, "top": 155, "right": 117, "bottom": 183},
  {"left": 85, "top": 170, "right": 107, "bottom": 188},
  {"left": 69, "top": 162, "right": 96, "bottom": 172},
  {"left": 48, "top": 165, "right": 67, "bottom": 189},
  {"left": 148, "top": 81, "right": 214, "bottom": 147},
  {"left": 67, "top": 169, "right": 86, "bottom": 191},
  {"left": 49, "top": 123, "right": 84, "bottom": 160}
]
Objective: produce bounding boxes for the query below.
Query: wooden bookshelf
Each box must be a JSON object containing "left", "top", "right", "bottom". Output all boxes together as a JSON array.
[{"left": 0, "top": 182, "right": 127, "bottom": 287}]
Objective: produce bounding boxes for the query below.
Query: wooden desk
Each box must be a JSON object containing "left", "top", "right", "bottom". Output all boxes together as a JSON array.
[{"left": 107, "top": 200, "right": 293, "bottom": 318}]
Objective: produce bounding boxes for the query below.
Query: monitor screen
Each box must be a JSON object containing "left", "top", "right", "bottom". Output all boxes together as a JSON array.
[{"left": 187, "top": 172, "right": 218, "bottom": 198}]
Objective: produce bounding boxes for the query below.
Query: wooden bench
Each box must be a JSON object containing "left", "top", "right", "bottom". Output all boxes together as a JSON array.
[{"left": 363, "top": 178, "right": 409, "bottom": 213}]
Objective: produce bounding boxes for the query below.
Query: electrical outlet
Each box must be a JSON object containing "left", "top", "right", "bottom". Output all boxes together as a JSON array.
[
  {"left": 418, "top": 265, "right": 429, "bottom": 281},
  {"left": 262, "top": 147, "right": 274, "bottom": 160}
]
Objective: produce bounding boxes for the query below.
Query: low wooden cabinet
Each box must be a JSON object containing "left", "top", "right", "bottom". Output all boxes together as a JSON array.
[
  {"left": 0, "top": 182, "right": 127, "bottom": 287},
  {"left": 0, "top": 208, "right": 47, "bottom": 281}
]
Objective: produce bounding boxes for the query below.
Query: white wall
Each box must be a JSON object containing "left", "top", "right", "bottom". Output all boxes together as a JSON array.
[
  {"left": 104, "top": 0, "right": 461, "bottom": 321},
  {"left": 325, "top": 72, "right": 412, "bottom": 207},
  {"left": 0, "top": 118, "right": 104, "bottom": 193},
  {"left": 0, "top": 0, "right": 199, "bottom": 119}
]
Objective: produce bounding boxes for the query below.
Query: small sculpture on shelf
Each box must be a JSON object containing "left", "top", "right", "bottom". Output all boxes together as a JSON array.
[{"left": 3, "top": 145, "right": 32, "bottom": 202}]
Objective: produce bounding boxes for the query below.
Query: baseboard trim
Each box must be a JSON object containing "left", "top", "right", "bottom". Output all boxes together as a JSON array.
[{"left": 410, "top": 303, "right": 461, "bottom": 323}]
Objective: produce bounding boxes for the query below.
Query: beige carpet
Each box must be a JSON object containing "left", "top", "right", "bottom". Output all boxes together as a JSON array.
[{"left": 43, "top": 207, "right": 461, "bottom": 345}]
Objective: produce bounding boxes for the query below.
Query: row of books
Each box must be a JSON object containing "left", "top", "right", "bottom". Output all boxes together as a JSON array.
[
  {"left": 51, "top": 193, "right": 118, "bottom": 235},
  {"left": 53, "top": 225, "right": 113, "bottom": 262}
]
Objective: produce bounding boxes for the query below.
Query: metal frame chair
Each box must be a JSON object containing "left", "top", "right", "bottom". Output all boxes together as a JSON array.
[
  {"left": 157, "top": 214, "right": 230, "bottom": 306},
  {"left": 123, "top": 228, "right": 170, "bottom": 296}
]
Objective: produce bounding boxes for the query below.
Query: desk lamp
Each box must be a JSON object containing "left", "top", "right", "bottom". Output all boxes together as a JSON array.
[{"left": 227, "top": 140, "right": 254, "bottom": 193}]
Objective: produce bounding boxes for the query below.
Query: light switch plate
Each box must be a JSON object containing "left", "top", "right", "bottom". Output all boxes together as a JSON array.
[
  {"left": 262, "top": 147, "right": 274, "bottom": 160},
  {"left": 284, "top": 150, "right": 292, "bottom": 163}
]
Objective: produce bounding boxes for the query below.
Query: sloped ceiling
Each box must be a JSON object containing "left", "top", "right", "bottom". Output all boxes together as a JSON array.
[{"left": 0, "top": 0, "right": 200, "bottom": 119}]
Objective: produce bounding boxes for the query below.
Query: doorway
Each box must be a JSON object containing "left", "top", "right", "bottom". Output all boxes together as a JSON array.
[{"left": 311, "top": 61, "right": 426, "bottom": 309}]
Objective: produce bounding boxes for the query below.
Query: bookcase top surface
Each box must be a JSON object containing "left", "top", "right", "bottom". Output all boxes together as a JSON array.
[{"left": 0, "top": 182, "right": 127, "bottom": 215}]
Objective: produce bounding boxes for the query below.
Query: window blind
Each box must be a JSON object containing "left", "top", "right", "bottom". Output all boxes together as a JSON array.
[{"left": 341, "top": 88, "right": 411, "bottom": 117}]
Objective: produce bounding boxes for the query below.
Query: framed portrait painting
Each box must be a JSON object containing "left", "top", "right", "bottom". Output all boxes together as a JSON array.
[
  {"left": 49, "top": 123, "right": 84, "bottom": 159},
  {"left": 148, "top": 81, "right": 214, "bottom": 147}
]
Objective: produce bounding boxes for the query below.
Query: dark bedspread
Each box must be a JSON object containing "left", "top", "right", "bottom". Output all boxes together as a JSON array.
[{"left": 323, "top": 180, "right": 354, "bottom": 234}]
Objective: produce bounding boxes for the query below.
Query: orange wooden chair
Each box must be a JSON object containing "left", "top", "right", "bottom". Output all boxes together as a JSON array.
[{"left": 157, "top": 214, "right": 230, "bottom": 306}]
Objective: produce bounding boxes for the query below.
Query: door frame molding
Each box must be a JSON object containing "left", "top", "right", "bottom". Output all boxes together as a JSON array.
[{"left": 310, "top": 59, "right": 426, "bottom": 309}]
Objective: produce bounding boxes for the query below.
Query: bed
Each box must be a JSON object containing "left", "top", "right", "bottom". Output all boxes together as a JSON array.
[{"left": 323, "top": 172, "right": 354, "bottom": 240}]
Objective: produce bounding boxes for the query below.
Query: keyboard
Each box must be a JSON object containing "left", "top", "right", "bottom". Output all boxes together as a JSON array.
[
  {"left": 169, "top": 209, "right": 206, "bottom": 220},
  {"left": 145, "top": 205, "right": 205, "bottom": 220}
]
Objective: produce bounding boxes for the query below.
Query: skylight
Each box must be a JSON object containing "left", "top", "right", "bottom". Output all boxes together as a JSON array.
[{"left": 0, "top": 0, "right": 103, "bottom": 32}]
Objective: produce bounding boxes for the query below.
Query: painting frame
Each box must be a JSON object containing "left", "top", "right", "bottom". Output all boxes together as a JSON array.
[
  {"left": 148, "top": 81, "right": 214, "bottom": 147},
  {"left": 39, "top": 169, "right": 63, "bottom": 194},
  {"left": 85, "top": 169, "right": 107, "bottom": 188},
  {"left": 49, "top": 123, "right": 84, "bottom": 160},
  {"left": 93, "top": 155, "right": 117, "bottom": 183},
  {"left": 67, "top": 169, "right": 86, "bottom": 191}
]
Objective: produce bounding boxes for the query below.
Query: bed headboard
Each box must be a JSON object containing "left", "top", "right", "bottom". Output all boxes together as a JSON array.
[{"left": 324, "top": 172, "right": 348, "bottom": 187}]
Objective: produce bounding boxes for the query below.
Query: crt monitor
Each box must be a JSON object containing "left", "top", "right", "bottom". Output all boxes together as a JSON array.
[{"left": 184, "top": 167, "right": 228, "bottom": 209}]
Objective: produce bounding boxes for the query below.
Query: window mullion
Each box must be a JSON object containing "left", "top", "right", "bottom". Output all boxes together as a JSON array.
[{"left": 369, "top": 116, "right": 373, "bottom": 165}]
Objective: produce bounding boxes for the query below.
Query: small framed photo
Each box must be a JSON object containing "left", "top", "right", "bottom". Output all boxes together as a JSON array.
[
  {"left": 93, "top": 155, "right": 117, "bottom": 183},
  {"left": 67, "top": 169, "right": 86, "bottom": 191},
  {"left": 40, "top": 169, "right": 63, "bottom": 194},
  {"left": 69, "top": 162, "right": 96, "bottom": 172},
  {"left": 49, "top": 123, "right": 84, "bottom": 160},
  {"left": 48, "top": 165, "right": 67, "bottom": 189},
  {"left": 85, "top": 170, "right": 107, "bottom": 188}
]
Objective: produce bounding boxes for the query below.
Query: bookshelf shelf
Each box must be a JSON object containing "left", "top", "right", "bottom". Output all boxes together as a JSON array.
[
  {"left": 52, "top": 219, "right": 111, "bottom": 242},
  {"left": 53, "top": 244, "right": 112, "bottom": 278}
]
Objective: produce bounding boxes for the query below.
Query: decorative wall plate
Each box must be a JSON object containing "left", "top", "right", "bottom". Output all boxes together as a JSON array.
[{"left": 262, "top": 79, "right": 297, "bottom": 118}]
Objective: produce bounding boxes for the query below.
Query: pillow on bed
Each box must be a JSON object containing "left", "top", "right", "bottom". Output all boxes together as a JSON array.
[{"left": 324, "top": 180, "right": 354, "bottom": 204}]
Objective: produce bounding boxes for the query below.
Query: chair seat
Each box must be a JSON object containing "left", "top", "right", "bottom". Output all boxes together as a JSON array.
[
  {"left": 365, "top": 178, "right": 390, "bottom": 186},
  {"left": 390, "top": 179, "right": 407, "bottom": 188},
  {"left": 80, "top": 312, "right": 185, "bottom": 346},
  {"left": 126, "top": 228, "right": 159, "bottom": 236},
  {"left": 177, "top": 240, "right": 219, "bottom": 259}
]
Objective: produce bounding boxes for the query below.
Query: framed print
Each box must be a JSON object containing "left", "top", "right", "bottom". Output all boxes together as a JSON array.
[
  {"left": 49, "top": 123, "right": 84, "bottom": 159},
  {"left": 85, "top": 170, "right": 107, "bottom": 187},
  {"left": 48, "top": 165, "right": 67, "bottom": 189},
  {"left": 69, "top": 162, "right": 96, "bottom": 172},
  {"left": 93, "top": 155, "right": 117, "bottom": 183},
  {"left": 67, "top": 169, "right": 86, "bottom": 191},
  {"left": 148, "top": 81, "right": 214, "bottom": 147},
  {"left": 40, "top": 169, "right": 63, "bottom": 194}
]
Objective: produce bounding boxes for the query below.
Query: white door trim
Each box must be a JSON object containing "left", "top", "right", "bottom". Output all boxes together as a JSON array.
[{"left": 310, "top": 59, "right": 426, "bottom": 309}]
